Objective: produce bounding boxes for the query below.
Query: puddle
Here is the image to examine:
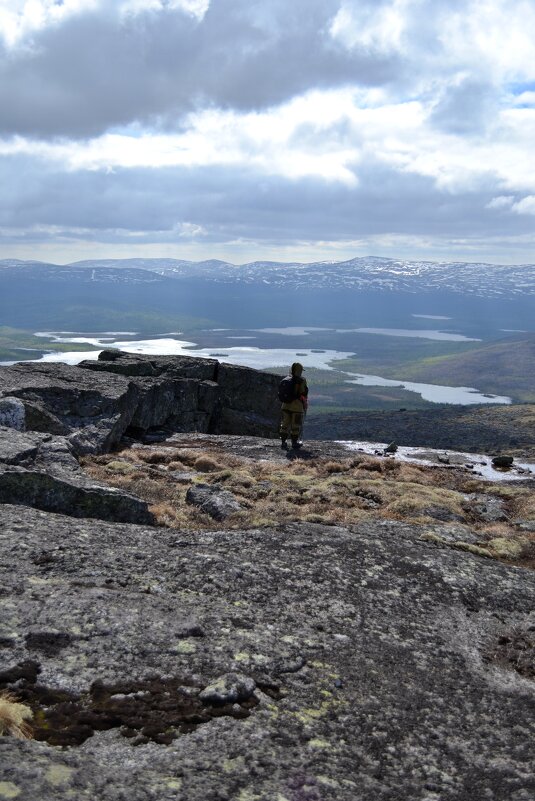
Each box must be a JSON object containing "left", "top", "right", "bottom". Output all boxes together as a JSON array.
[{"left": 338, "top": 441, "right": 535, "bottom": 482}]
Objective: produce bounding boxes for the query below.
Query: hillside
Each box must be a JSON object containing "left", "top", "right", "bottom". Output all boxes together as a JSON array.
[
  {"left": 0, "top": 353, "right": 534, "bottom": 801},
  {"left": 397, "top": 334, "right": 535, "bottom": 402}
]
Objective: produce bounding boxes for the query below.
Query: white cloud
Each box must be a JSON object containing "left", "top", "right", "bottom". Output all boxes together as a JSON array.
[
  {"left": 512, "top": 196, "right": 535, "bottom": 215},
  {"left": 2, "top": 0, "right": 535, "bottom": 262},
  {"left": 0, "top": 0, "right": 98, "bottom": 47},
  {"left": 440, "top": 0, "right": 535, "bottom": 84},
  {"left": 486, "top": 196, "right": 514, "bottom": 210},
  {"left": 330, "top": 0, "right": 409, "bottom": 53}
]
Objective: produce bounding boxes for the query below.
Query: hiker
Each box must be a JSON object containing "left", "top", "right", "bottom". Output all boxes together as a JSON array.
[{"left": 278, "top": 362, "right": 309, "bottom": 450}]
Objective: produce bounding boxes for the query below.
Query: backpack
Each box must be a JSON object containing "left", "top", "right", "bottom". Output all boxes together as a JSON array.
[{"left": 278, "top": 375, "right": 298, "bottom": 403}]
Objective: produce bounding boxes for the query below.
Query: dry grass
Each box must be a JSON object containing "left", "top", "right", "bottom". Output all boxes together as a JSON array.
[
  {"left": 81, "top": 444, "right": 535, "bottom": 568},
  {"left": 0, "top": 691, "right": 33, "bottom": 739},
  {"left": 193, "top": 455, "right": 224, "bottom": 472}
]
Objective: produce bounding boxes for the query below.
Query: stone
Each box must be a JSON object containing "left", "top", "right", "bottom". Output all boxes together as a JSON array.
[
  {"left": 0, "top": 397, "right": 25, "bottom": 431},
  {"left": 0, "top": 426, "right": 39, "bottom": 465},
  {"left": 0, "top": 360, "right": 137, "bottom": 453},
  {"left": 199, "top": 673, "right": 256, "bottom": 705},
  {"left": 0, "top": 466, "right": 153, "bottom": 524},
  {"left": 383, "top": 441, "right": 398, "bottom": 454},
  {"left": 423, "top": 523, "right": 480, "bottom": 545},
  {"left": 465, "top": 494, "right": 508, "bottom": 523},
  {"left": 492, "top": 455, "right": 514, "bottom": 468},
  {"left": 513, "top": 520, "right": 535, "bottom": 532},
  {"left": 186, "top": 483, "right": 242, "bottom": 520},
  {"left": 420, "top": 505, "right": 464, "bottom": 523},
  {"left": 0, "top": 428, "right": 152, "bottom": 524}
]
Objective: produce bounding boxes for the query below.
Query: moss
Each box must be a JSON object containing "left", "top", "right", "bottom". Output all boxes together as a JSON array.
[
  {"left": 194, "top": 455, "right": 224, "bottom": 472},
  {"left": 81, "top": 444, "right": 534, "bottom": 558},
  {"left": 105, "top": 460, "right": 136, "bottom": 474}
]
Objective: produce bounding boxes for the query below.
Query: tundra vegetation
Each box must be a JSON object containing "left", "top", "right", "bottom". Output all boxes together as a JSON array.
[{"left": 82, "top": 443, "right": 535, "bottom": 570}]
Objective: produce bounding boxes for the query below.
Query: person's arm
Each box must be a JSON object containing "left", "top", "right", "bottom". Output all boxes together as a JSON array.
[{"left": 300, "top": 378, "right": 309, "bottom": 409}]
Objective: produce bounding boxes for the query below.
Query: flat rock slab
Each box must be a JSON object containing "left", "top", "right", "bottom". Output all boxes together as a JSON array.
[
  {"left": 0, "top": 505, "right": 534, "bottom": 801},
  {"left": 0, "top": 426, "right": 40, "bottom": 465}
]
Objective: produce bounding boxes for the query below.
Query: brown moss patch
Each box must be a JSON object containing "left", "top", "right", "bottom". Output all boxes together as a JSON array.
[
  {"left": 485, "top": 629, "right": 535, "bottom": 680},
  {"left": 0, "top": 668, "right": 260, "bottom": 748}
]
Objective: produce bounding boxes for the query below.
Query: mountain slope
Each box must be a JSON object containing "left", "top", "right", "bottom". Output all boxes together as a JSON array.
[{"left": 398, "top": 335, "right": 535, "bottom": 401}]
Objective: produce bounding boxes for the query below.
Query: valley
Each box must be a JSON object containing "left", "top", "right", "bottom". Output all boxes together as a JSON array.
[{"left": 1, "top": 257, "right": 534, "bottom": 446}]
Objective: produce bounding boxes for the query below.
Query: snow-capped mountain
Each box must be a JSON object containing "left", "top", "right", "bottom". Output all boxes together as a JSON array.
[
  {"left": 1, "top": 256, "right": 535, "bottom": 298},
  {"left": 70, "top": 256, "right": 535, "bottom": 298}
]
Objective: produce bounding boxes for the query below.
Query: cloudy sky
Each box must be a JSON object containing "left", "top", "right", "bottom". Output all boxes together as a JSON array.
[{"left": 1, "top": 0, "right": 535, "bottom": 265}]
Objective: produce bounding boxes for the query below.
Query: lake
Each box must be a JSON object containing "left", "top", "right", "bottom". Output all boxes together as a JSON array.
[{"left": 9, "top": 331, "right": 511, "bottom": 407}]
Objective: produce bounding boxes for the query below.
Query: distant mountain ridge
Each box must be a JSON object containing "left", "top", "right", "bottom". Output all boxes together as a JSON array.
[{"left": 2, "top": 256, "right": 535, "bottom": 298}]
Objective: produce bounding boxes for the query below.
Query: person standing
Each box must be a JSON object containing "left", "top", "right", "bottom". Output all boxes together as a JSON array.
[{"left": 279, "top": 362, "right": 309, "bottom": 450}]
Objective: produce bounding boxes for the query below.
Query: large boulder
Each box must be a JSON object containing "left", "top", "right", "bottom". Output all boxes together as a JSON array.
[
  {"left": 0, "top": 397, "right": 26, "bottom": 431},
  {"left": 209, "top": 361, "right": 281, "bottom": 437},
  {"left": 186, "top": 482, "right": 242, "bottom": 520},
  {"left": 0, "top": 361, "right": 138, "bottom": 453}
]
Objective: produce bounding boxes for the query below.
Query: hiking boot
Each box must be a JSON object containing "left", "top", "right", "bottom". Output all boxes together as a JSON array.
[
  {"left": 281, "top": 438, "right": 288, "bottom": 450},
  {"left": 291, "top": 438, "right": 302, "bottom": 449}
]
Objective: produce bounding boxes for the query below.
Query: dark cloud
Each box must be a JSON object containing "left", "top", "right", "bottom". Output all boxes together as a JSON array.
[
  {"left": 0, "top": 152, "right": 532, "bottom": 248},
  {"left": 0, "top": 0, "right": 400, "bottom": 138}
]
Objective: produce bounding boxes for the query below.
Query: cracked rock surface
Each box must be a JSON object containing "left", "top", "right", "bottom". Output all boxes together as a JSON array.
[
  {"left": 0, "top": 504, "right": 534, "bottom": 801},
  {"left": 0, "top": 352, "right": 280, "bottom": 455},
  {"left": 0, "top": 427, "right": 153, "bottom": 524}
]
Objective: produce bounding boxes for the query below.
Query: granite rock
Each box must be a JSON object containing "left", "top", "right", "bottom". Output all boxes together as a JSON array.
[
  {"left": 0, "top": 353, "right": 280, "bottom": 452},
  {"left": 186, "top": 483, "right": 242, "bottom": 520},
  {"left": 0, "top": 427, "right": 152, "bottom": 524},
  {"left": 0, "top": 505, "right": 533, "bottom": 801},
  {"left": 0, "top": 397, "right": 25, "bottom": 431}
]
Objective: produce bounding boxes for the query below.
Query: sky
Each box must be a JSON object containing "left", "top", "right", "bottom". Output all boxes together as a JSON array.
[{"left": 1, "top": 0, "right": 535, "bottom": 265}]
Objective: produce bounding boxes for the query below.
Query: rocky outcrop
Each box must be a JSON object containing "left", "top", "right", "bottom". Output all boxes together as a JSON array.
[
  {"left": 0, "top": 351, "right": 281, "bottom": 453},
  {"left": 0, "top": 427, "right": 153, "bottom": 524},
  {"left": 0, "top": 504, "right": 534, "bottom": 800}
]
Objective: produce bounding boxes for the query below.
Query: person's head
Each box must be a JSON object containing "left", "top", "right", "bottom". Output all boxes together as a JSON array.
[{"left": 291, "top": 362, "right": 304, "bottom": 377}]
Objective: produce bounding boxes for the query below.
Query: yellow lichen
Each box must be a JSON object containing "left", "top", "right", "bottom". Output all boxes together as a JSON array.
[
  {"left": 45, "top": 766, "right": 74, "bottom": 787},
  {"left": 488, "top": 537, "right": 525, "bottom": 559},
  {"left": 0, "top": 783, "right": 20, "bottom": 799},
  {"left": 172, "top": 640, "right": 197, "bottom": 655},
  {"left": 308, "top": 738, "right": 332, "bottom": 749}
]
